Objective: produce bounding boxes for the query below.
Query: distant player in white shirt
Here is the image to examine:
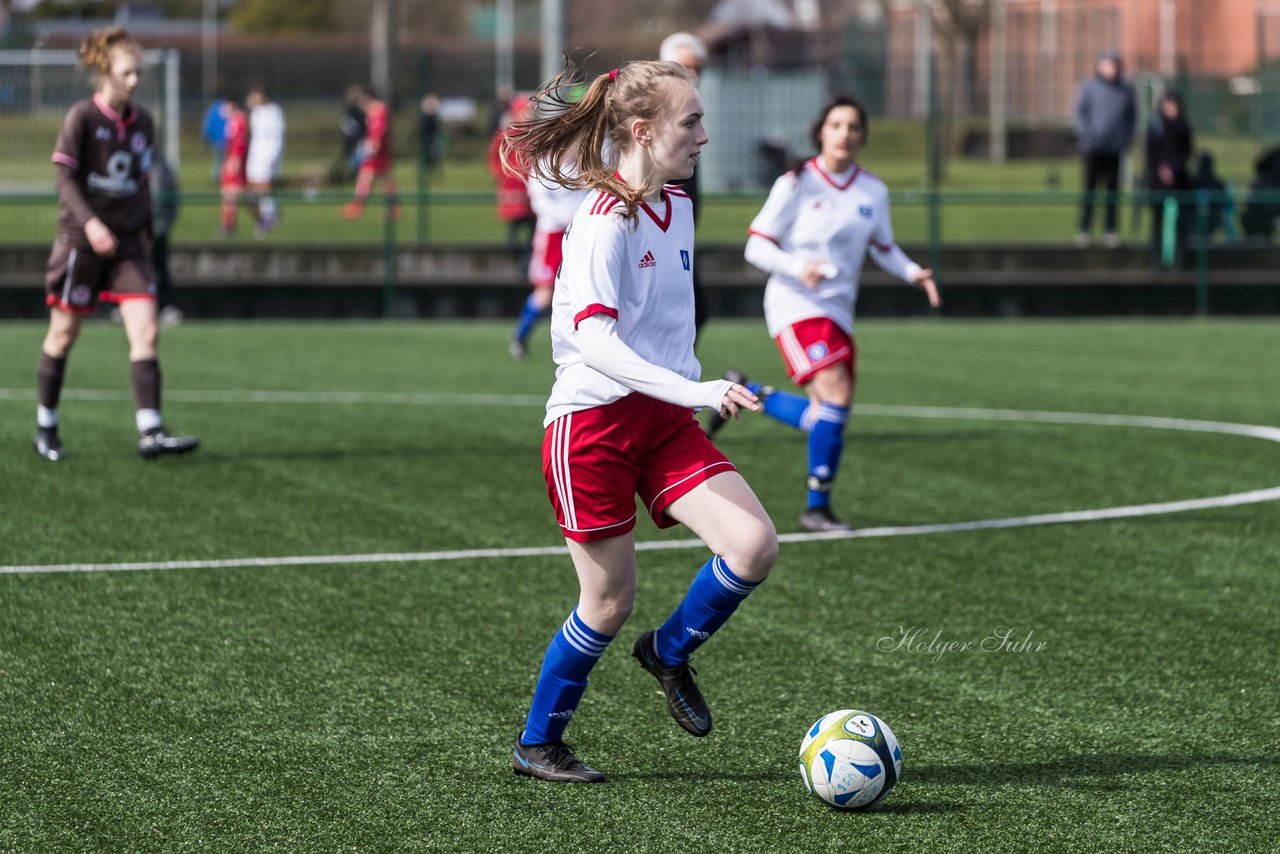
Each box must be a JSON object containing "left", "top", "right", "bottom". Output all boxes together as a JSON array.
[
  {"left": 508, "top": 59, "right": 777, "bottom": 784},
  {"left": 508, "top": 159, "right": 590, "bottom": 360},
  {"left": 245, "top": 87, "right": 285, "bottom": 236},
  {"left": 710, "top": 95, "right": 941, "bottom": 532}
]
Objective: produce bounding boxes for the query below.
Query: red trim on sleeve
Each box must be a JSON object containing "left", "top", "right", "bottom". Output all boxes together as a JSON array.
[
  {"left": 573, "top": 304, "right": 619, "bottom": 329},
  {"left": 52, "top": 153, "right": 79, "bottom": 169},
  {"left": 747, "top": 228, "right": 779, "bottom": 244},
  {"left": 591, "top": 192, "right": 622, "bottom": 216},
  {"left": 870, "top": 240, "right": 893, "bottom": 252}
]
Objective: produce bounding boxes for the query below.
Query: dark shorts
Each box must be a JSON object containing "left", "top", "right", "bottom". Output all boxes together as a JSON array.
[{"left": 45, "top": 236, "right": 156, "bottom": 314}]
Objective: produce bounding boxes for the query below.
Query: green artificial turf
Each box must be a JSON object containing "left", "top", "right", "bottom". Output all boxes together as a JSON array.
[{"left": 1, "top": 319, "right": 1278, "bottom": 851}]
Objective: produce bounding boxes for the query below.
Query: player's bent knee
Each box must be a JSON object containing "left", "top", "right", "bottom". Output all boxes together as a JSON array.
[
  {"left": 581, "top": 594, "right": 634, "bottom": 634},
  {"left": 723, "top": 520, "right": 778, "bottom": 582}
]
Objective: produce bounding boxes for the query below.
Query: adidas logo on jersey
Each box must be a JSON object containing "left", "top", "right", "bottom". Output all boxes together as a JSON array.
[{"left": 638, "top": 250, "right": 657, "bottom": 268}]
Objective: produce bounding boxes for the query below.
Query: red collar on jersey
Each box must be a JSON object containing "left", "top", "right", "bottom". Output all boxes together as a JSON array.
[
  {"left": 607, "top": 172, "right": 676, "bottom": 231},
  {"left": 807, "top": 158, "right": 861, "bottom": 191},
  {"left": 640, "top": 189, "right": 672, "bottom": 231}
]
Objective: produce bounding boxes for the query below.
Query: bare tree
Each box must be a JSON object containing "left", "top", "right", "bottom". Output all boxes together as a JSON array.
[{"left": 930, "top": 0, "right": 990, "bottom": 116}]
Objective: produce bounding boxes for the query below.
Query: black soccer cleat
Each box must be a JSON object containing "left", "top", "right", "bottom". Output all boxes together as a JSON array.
[
  {"left": 631, "top": 629, "right": 712, "bottom": 737},
  {"left": 512, "top": 738, "right": 607, "bottom": 783},
  {"left": 798, "top": 505, "right": 855, "bottom": 533},
  {"left": 137, "top": 428, "right": 200, "bottom": 460},
  {"left": 508, "top": 333, "right": 528, "bottom": 361},
  {"left": 33, "top": 426, "right": 65, "bottom": 462}
]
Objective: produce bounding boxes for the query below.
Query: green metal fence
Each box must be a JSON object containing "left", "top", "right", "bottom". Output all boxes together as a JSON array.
[{"left": 2, "top": 188, "right": 1277, "bottom": 318}]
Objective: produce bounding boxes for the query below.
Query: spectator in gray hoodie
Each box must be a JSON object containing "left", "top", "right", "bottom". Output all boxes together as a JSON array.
[{"left": 1074, "top": 50, "right": 1136, "bottom": 247}]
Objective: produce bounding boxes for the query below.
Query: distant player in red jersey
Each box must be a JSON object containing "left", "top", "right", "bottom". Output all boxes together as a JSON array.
[
  {"left": 488, "top": 94, "right": 536, "bottom": 275},
  {"left": 508, "top": 59, "right": 776, "bottom": 784},
  {"left": 340, "top": 87, "right": 399, "bottom": 220},
  {"left": 219, "top": 99, "right": 248, "bottom": 237},
  {"left": 34, "top": 27, "right": 198, "bottom": 461}
]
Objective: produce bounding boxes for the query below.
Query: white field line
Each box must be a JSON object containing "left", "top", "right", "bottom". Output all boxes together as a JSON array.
[
  {"left": 2, "top": 392, "right": 1277, "bottom": 576},
  {"left": 0, "top": 388, "right": 547, "bottom": 407}
]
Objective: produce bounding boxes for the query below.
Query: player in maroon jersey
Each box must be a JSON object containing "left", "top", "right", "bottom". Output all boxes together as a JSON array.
[{"left": 34, "top": 27, "right": 198, "bottom": 461}]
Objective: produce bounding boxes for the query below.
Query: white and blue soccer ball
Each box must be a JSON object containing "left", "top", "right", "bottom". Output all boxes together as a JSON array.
[{"left": 798, "top": 709, "right": 902, "bottom": 810}]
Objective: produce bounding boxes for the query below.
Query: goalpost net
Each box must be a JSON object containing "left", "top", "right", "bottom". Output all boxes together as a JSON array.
[{"left": 0, "top": 48, "right": 180, "bottom": 191}]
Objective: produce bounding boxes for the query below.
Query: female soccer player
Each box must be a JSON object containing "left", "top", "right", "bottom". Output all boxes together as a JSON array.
[
  {"left": 246, "top": 86, "right": 286, "bottom": 237},
  {"left": 218, "top": 98, "right": 248, "bottom": 237},
  {"left": 34, "top": 27, "right": 197, "bottom": 462},
  {"left": 710, "top": 95, "right": 940, "bottom": 532},
  {"left": 509, "top": 60, "right": 778, "bottom": 783},
  {"left": 340, "top": 87, "right": 399, "bottom": 221},
  {"left": 508, "top": 159, "right": 590, "bottom": 360}
]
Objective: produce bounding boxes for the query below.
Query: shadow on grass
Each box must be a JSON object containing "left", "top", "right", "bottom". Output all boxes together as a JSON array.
[
  {"left": 911, "top": 753, "right": 1275, "bottom": 788},
  {"left": 609, "top": 770, "right": 795, "bottom": 784}
]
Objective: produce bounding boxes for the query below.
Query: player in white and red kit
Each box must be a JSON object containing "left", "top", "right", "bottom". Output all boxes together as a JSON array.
[
  {"left": 508, "top": 60, "right": 776, "bottom": 784},
  {"left": 246, "top": 87, "right": 285, "bottom": 236},
  {"left": 508, "top": 162, "right": 590, "bottom": 359},
  {"left": 711, "top": 95, "right": 940, "bottom": 532}
]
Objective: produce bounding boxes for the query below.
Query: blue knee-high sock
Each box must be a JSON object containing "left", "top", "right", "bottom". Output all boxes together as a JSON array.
[
  {"left": 807, "top": 403, "right": 849, "bottom": 509},
  {"left": 756, "top": 387, "right": 817, "bottom": 432},
  {"left": 521, "top": 607, "right": 613, "bottom": 746},
  {"left": 514, "top": 293, "right": 548, "bottom": 343},
  {"left": 654, "top": 556, "right": 763, "bottom": 665}
]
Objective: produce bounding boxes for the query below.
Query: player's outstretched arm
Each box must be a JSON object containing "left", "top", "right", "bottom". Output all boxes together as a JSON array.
[{"left": 576, "top": 315, "right": 760, "bottom": 415}]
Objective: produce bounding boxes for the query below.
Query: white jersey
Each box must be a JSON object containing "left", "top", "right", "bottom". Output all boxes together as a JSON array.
[
  {"left": 528, "top": 174, "right": 590, "bottom": 234},
  {"left": 246, "top": 102, "right": 285, "bottom": 182},
  {"left": 748, "top": 158, "right": 919, "bottom": 336},
  {"left": 545, "top": 185, "right": 699, "bottom": 426}
]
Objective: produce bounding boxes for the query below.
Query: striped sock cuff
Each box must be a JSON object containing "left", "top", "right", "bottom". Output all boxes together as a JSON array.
[
  {"left": 815, "top": 403, "right": 850, "bottom": 425},
  {"left": 709, "top": 555, "right": 761, "bottom": 599},
  {"left": 560, "top": 607, "right": 613, "bottom": 658},
  {"left": 800, "top": 405, "right": 819, "bottom": 432}
]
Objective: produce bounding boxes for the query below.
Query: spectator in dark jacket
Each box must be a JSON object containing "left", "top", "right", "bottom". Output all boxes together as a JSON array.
[
  {"left": 1145, "top": 91, "right": 1194, "bottom": 267},
  {"left": 1074, "top": 50, "right": 1136, "bottom": 247}
]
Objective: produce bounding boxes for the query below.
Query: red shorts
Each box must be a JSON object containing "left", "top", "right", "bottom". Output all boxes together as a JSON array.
[
  {"left": 774, "top": 317, "right": 856, "bottom": 386},
  {"left": 44, "top": 237, "right": 156, "bottom": 314},
  {"left": 220, "top": 160, "right": 245, "bottom": 191},
  {"left": 542, "top": 393, "right": 737, "bottom": 542},
  {"left": 528, "top": 229, "right": 565, "bottom": 288},
  {"left": 359, "top": 155, "right": 390, "bottom": 176}
]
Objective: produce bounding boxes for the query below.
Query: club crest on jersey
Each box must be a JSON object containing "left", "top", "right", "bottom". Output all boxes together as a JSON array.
[
  {"left": 638, "top": 250, "right": 657, "bottom": 269},
  {"left": 859, "top": 205, "right": 873, "bottom": 219},
  {"left": 131, "top": 133, "right": 148, "bottom": 154},
  {"left": 680, "top": 249, "right": 690, "bottom": 271},
  {"left": 807, "top": 342, "right": 828, "bottom": 361}
]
